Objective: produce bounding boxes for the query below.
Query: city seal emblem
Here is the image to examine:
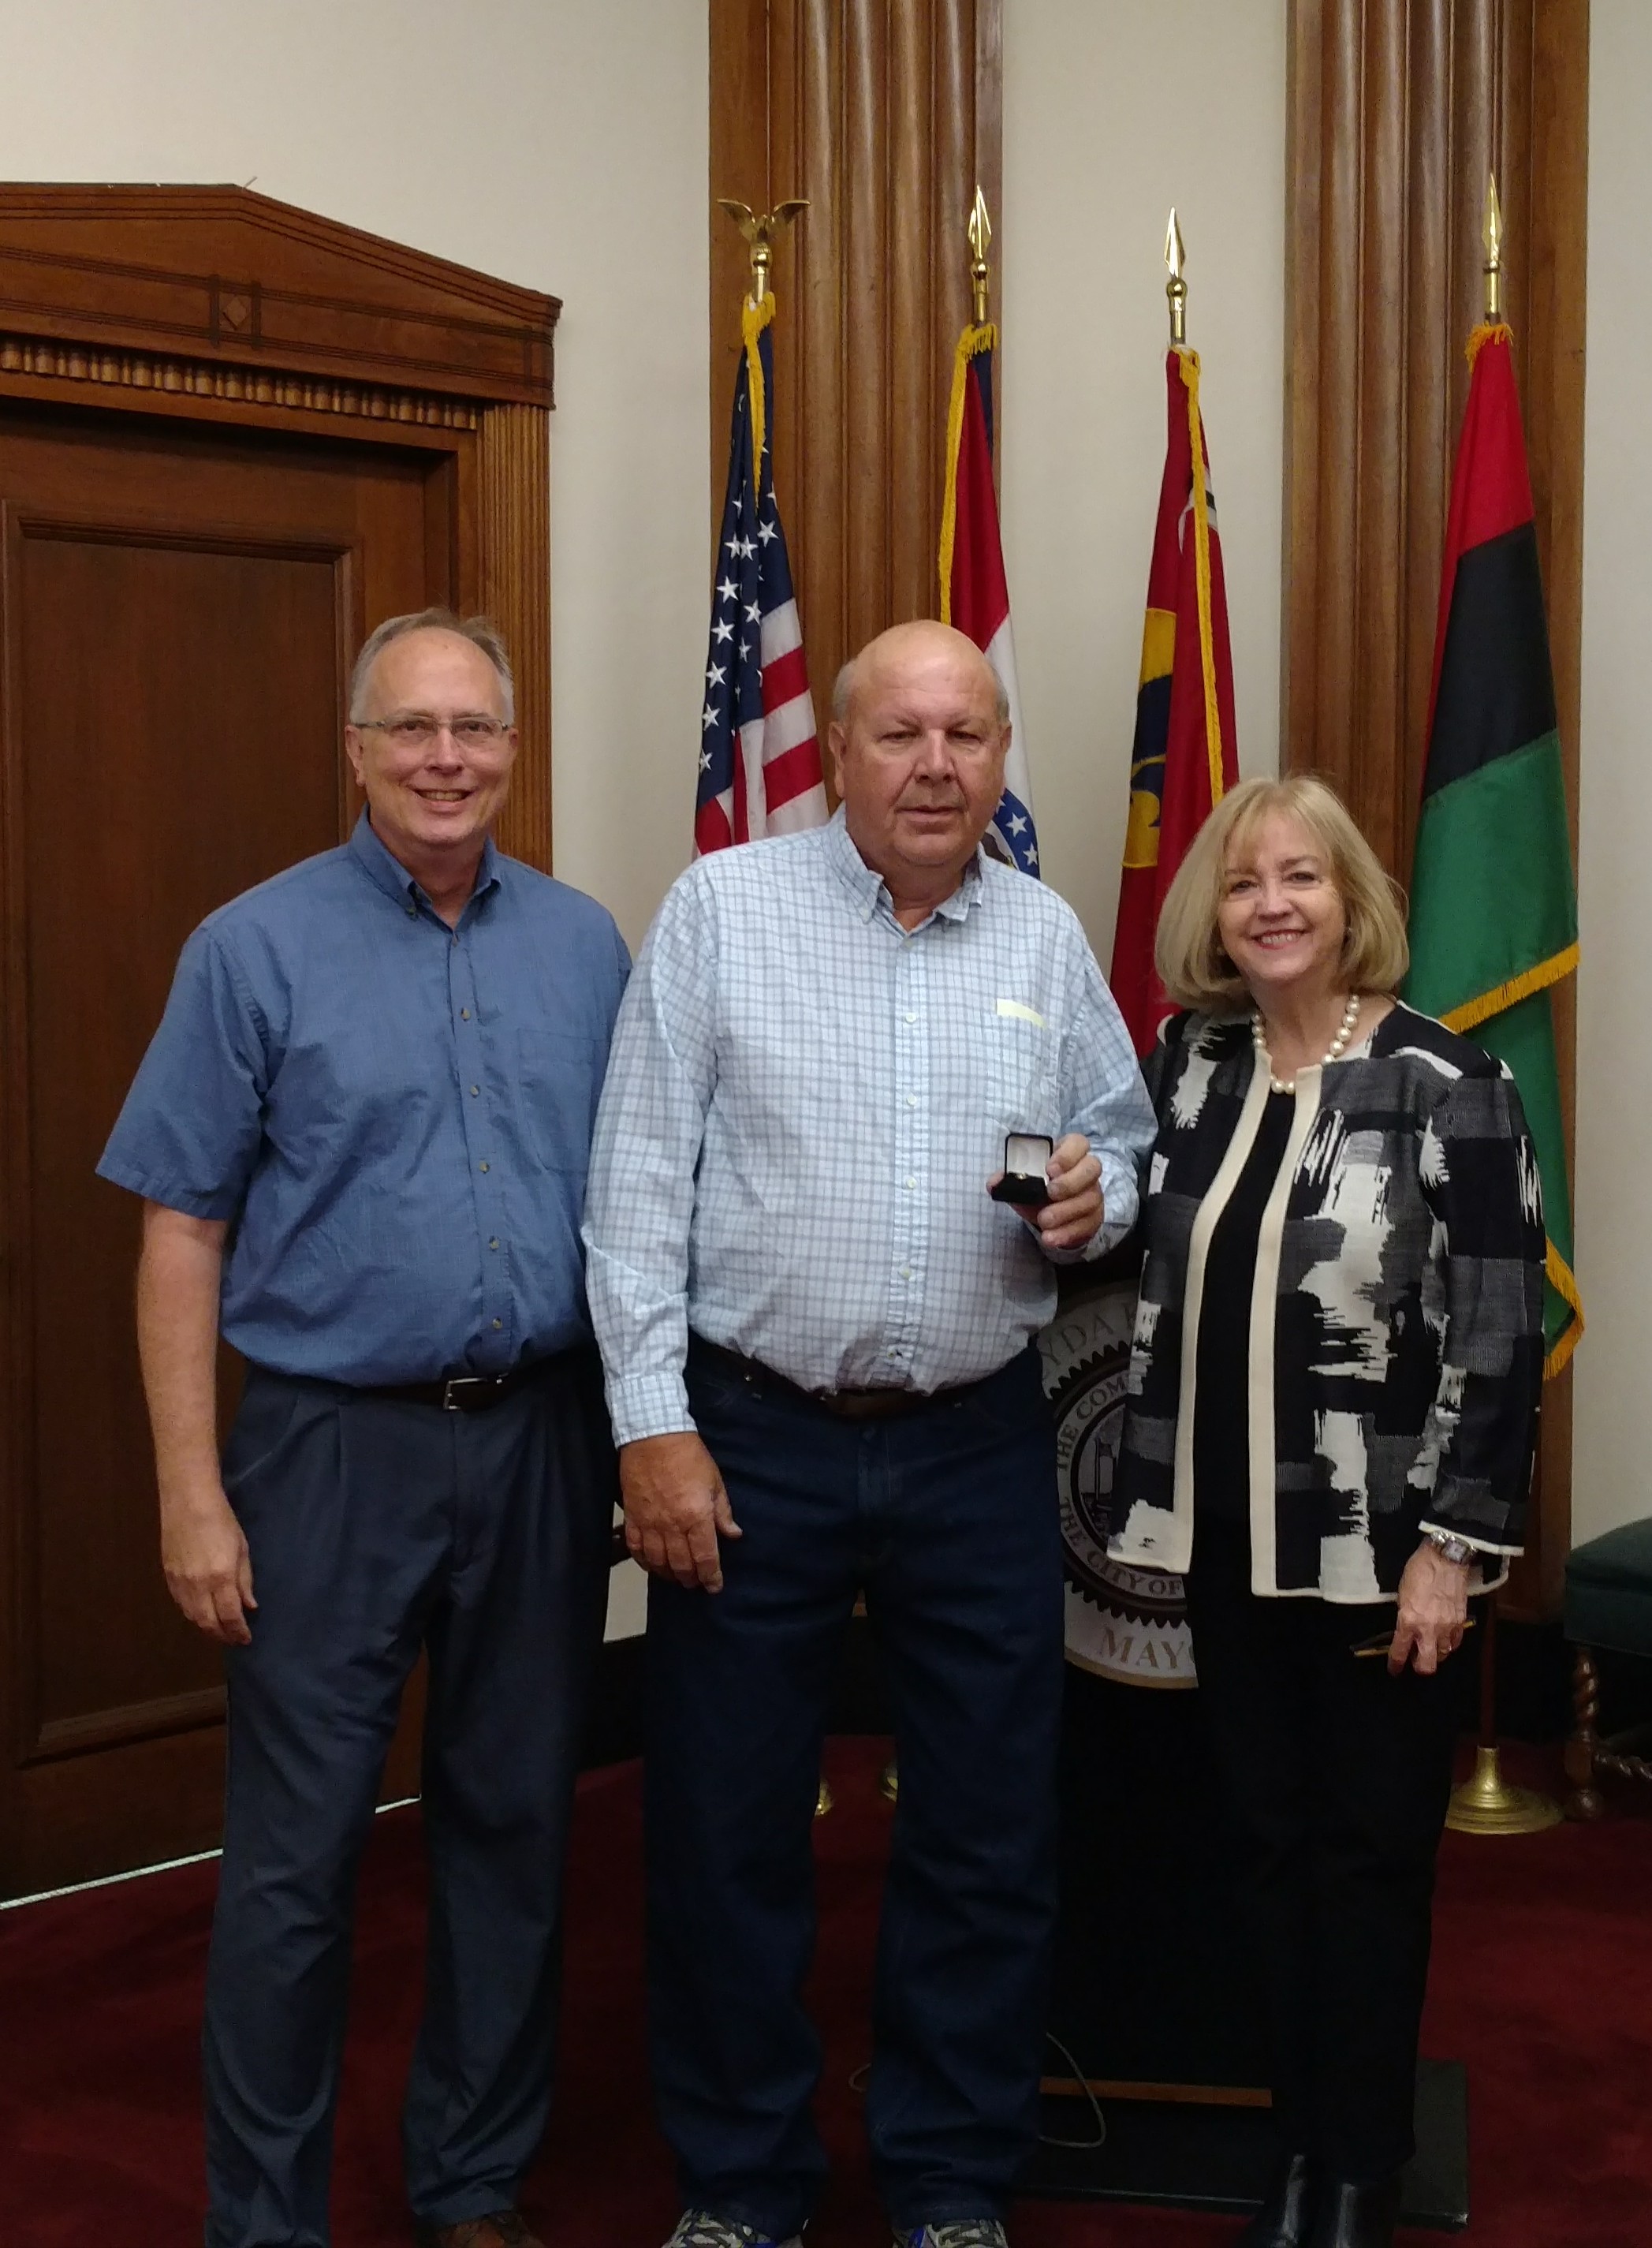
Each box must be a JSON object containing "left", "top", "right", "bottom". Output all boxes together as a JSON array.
[{"left": 1037, "top": 1279, "right": 1196, "bottom": 1689}]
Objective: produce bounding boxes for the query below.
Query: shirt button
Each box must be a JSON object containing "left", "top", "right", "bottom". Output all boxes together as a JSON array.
[
  {"left": 904, "top": 1176, "right": 916, "bottom": 1190},
  {"left": 904, "top": 1013, "right": 918, "bottom": 1025},
  {"left": 461, "top": 1008, "right": 471, "bottom": 1021},
  {"left": 900, "top": 1267, "right": 912, "bottom": 1280},
  {"left": 492, "top": 1317, "right": 502, "bottom": 1330},
  {"left": 906, "top": 1095, "right": 917, "bottom": 1108},
  {"left": 479, "top": 1160, "right": 490, "bottom": 1173},
  {"left": 405, "top": 904, "right": 416, "bottom": 919},
  {"left": 470, "top": 1085, "right": 480, "bottom": 1097},
  {"left": 489, "top": 1238, "right": 500, "bottom": 1251}
]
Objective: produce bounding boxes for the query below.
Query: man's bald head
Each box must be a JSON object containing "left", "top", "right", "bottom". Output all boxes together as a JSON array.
[
  {"left": 831, "top": 620, "right": 1009, "bottom": 731},
  {"left": 825, "top": 618, "right": 1012, "bottom": 921}
]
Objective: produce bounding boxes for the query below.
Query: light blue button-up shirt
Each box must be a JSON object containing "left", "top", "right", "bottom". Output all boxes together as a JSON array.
[
  {"left": 99, "top": 812, "right": 630, "bottom": 1386},
  {"left": 583, "top": 809, "right": 1156, "bottom": 1445}
]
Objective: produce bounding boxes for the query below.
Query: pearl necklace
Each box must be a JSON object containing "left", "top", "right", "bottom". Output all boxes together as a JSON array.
[{"left": 1252, "top": 992, "right": 1360, "bottom": 1095}]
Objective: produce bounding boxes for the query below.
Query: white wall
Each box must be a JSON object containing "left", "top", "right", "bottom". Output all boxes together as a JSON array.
[
  {"left": 0, "top": 0, "right": 707, "bottom": 1634},
  {"left": 1573, "top": 2, "right": 1652, "bottom": 1546},
  {"left": 1000, "top": 0, "right": 1288, "bottom": 953}
]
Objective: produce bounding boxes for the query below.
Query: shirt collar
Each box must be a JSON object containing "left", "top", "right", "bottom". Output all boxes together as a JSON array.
[
  {"left": 824, "top": 804, "right": 988, "bottom": 928},
  {"left": 348, "top": 808, "right": 502, "bottom": 914}
]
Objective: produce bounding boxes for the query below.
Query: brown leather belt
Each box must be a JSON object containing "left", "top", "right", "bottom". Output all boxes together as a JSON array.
[
  {"left": 691, "top": 1338, "right": 977, "bottom": 1423},
  {"left": 356, "top": 1355, "right": 559, "bottom": 1414}
]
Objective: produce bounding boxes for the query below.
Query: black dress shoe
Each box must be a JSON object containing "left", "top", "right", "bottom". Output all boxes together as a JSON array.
[
  {"left": 1307, "top": 2175, "right": 1401, "bottom": 2248},
  {"left": 1236, "top": 2151, "right": 1315, "bottom": 2246}
]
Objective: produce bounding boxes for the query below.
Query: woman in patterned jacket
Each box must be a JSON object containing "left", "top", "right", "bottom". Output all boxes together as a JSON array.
[{"left": 1105, "top": 774, "right": 1545, "bottom": 2248}]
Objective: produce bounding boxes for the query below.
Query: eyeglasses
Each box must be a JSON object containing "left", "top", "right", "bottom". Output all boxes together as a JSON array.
[{"left": 353, "top": 714, "right": 512, "bottom": 751}]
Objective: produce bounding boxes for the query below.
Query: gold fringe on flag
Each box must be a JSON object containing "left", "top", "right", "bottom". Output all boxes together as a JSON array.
[
  {"left": 1545, "top": 1241, "right": 1585, "bottom": 1379},
  {"left": 938, "top": 321, "right": 998, "bottom": 624},
  {"left": 1440, "top": 939, "right": 1585, "bottom": 1376},
  {"left": 1465, "top": 319, "right": 1514, "bottom": 369},
  {"left": 742, "top": 291, "right": 777, "bottom": 481},
  {"left": 1175, "top": 345, "right": 1226, "bottom": 809},
  {"left": 1438, "top": 942, "right": 1580, "bottom": 1035}
]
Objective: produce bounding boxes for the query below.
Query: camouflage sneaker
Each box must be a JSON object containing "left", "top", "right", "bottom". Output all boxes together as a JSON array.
[
  {"left": 893, "top": 2223, "right": 1008, "bottom": 2248},
  {"left": 663, "top": 2213, "right": 803, "bottom": 2248}
]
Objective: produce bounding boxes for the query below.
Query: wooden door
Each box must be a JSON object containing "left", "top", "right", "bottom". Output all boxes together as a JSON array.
[{"left": 0, "top": 402, "right": 449, "bottom": 1895}]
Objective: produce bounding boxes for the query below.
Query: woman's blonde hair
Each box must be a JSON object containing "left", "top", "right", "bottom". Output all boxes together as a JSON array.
[{"left": 1153, "top": 773, "right": 1409, "bottom": 1011}]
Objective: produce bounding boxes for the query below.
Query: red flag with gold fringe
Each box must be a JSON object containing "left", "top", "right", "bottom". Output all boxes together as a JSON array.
[{"left": 1109, "top": 346, "right": 1238, "bottom": 1055}]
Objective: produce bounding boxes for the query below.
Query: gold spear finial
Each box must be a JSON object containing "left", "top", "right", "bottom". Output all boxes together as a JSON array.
[
  {"left": 968, "top": 185, "right": 993, "bottom": 327},
  {"left": 717, "top": 196, "right": 809, "bottom": 310},
  {"left": 1165, "top": 207, "right": 1188, "bottom": 347},
  {"left": 1482, "top": 173, "right": 1504, "bottom": 324}
]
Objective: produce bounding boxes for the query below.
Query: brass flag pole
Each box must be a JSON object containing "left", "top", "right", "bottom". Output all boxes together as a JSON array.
[
  {"left": 1165, "top": 207, "right": 1188, "bottom": 345},
  {"left": 715, "top": 196, "right": 808, "bottom": 311},
  {"left": 1441, "top": 173, "right": 1561, "bottom": 1839}
]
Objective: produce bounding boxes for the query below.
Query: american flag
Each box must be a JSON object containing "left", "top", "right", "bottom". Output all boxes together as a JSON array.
[{"left": 695, "top": 300, "right": 826, "bottom": 854}]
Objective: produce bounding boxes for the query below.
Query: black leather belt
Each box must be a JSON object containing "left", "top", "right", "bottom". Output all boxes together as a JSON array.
[
  {"left": 357, "top": 1357, "right": 557, "bottom": 1413},
  {"left": 691, "top": 1338, "right": 978, "bottom": 1423}
]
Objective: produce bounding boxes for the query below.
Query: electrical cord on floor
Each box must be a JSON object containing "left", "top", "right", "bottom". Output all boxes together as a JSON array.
[
  {"left": 847, "top": 2037, "right": 1106, "bottom": 2152},
  {"left": 1036, "top": 2033, "right": 1107, "bottom": 2150}
]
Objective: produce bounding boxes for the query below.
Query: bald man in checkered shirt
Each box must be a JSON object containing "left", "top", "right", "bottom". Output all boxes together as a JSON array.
[{"left": 584, "top": 622, "right": 1154, "bottom": 2248}]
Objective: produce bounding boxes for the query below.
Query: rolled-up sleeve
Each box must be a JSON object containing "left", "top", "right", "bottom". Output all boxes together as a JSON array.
[
  {"left": 97, "top": 926, "right": 270, "bottom": 1219},
  {"left": 582, "top": 873, "right": 718, "bottom": 1446},
  {"left": 1050, "top": 931, "right": 1158, "bottom": 1263}
]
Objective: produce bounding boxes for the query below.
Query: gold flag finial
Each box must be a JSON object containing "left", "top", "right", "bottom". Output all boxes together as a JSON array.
[
  {"left": 717, "top": 196, "right": 809, "bottom": 310},
  {"left": 1165, "top": 207, "right": 1188, "bottom": 346},
  {"left": 968, "top": 185, "right": 993, "bottom": 327},
  {"left": 1482, "top": 173, "right": 1504, "bottom": 323}
]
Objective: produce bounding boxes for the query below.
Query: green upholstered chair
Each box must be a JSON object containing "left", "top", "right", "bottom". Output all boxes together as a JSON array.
[{"left": 1564, "top": 1518, "right": 1652, "bottom": 1817}]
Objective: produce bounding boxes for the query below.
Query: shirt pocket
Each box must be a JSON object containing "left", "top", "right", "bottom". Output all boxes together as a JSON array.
[
  {"left": 515, "top": 1029, "right": 604, "bottom": 1174},
  {"left": 982, "top": 1008, "right": 1058, "bottom": 1130}
]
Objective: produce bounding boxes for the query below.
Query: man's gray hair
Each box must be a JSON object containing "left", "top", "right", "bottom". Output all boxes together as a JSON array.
[
  {"left": 830, "top": 644, "right": 1009, "bottom": 728},
  {"left": 348, "top": 608, "right": 516, "bottom": 723}
]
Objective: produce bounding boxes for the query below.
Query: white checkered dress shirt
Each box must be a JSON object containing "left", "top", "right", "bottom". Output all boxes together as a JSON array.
[{"left": 584, "top": 809, "right": 1156, "bottom": 1445}]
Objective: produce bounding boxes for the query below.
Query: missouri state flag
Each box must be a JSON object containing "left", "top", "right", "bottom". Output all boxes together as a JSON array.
[
  {"left": 695, "top": 293, "right": 827, "bottom": 854},
  {"left": 1109, "top": 346, "right": 1239, "bottom": 1054},
  {"left": 1403, "top": 322, "right": 1582, "bottom": 1374},
  {"left": 938, "top": 320, "right": 1039, "bottom": 873}
]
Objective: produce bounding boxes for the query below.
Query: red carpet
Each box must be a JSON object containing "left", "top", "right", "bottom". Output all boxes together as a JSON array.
[{"left": 1, "top": 1736, "right": 1647, "bottom": 2248}]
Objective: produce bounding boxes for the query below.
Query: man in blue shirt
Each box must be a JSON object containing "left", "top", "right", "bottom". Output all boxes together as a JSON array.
[
  {"left": 99, "top": 609, "right": 630, "bottom": 2248},
  {"left": 585, "top": 622, "right": 1155, "bottom": 2248}
]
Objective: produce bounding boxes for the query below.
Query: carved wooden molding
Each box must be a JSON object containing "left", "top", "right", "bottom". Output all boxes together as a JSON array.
[
  {"left": 710, "top": 0, "right": 1003, "bottom": 741},
  {"left": 1284, "top": 0, "right": 1588, "bottom": 1615},
  {"left": 0, "top": 185, "right": 557, "bottom": 405},
  {"left": 0, "top": 330, "right": 479, "bottom": 426}
]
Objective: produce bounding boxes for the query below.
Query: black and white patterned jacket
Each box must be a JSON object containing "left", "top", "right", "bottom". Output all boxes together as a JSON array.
[{"left": 1105, "top": 1003, "right": 1546, "bottom": 1600}]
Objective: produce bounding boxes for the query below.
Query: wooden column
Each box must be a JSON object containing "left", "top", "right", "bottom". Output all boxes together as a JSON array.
[
  {"left": 478, "top": 400, "right": 553, "bottom": 869},
  {"left": 710, "top": 0, "right": 1001, "bottom": 757},
  {"left": 1284, "top": 0, "right": 1589, "bottom": 1615}
]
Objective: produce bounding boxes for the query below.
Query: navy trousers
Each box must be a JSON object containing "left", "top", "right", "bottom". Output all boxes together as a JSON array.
[
  {"left": 647, "top": 1342, "right": 1065, "bottom": 2239},
  {"left": 202, "top": 1350, "right": 617, "bottom": 2248}
]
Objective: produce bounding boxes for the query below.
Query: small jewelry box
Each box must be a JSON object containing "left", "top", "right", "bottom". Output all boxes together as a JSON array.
[{"left": 989, "top": 1133, "right": 1053, "bottom": 1208}]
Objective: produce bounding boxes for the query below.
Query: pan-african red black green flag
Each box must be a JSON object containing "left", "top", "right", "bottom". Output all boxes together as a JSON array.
[{"left": 1403, "top": 323, "right": 1582, "bottom": 1376}]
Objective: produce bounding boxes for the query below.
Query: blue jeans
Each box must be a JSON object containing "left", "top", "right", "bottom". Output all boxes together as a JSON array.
[
  {"left": 646, "top": 1341, "right": 1064, "bottom": 2239},
  {"left": 202, "top": 1351, "right": 616, "bottom": 2248}
]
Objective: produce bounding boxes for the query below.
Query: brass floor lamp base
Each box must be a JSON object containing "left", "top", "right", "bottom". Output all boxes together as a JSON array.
[{"left": 1444, "top": 1743, "right": 1562, "bottom": 1835}]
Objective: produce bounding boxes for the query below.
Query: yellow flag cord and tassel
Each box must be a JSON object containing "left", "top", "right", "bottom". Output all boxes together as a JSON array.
[
  {"left": 937, "top": 322, "right": 996, "bottom": 623},
  {"left": 741, "top": 292, "right": 776, "bottom": 477},
  {"left": 1175, "top": 346, "right": 1226, "bottom": 808}
]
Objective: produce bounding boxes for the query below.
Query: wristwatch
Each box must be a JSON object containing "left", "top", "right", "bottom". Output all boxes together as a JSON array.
[{"left": 1426, "top": 1529, "right": 1477, "bottom": 1568}]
